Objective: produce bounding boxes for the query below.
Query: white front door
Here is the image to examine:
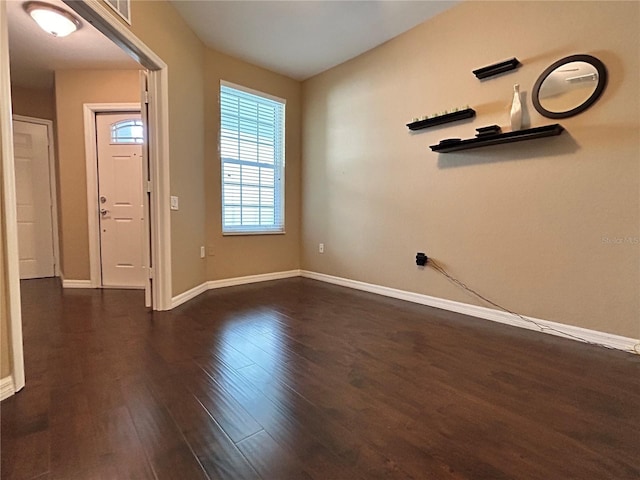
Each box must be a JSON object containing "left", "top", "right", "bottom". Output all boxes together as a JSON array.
[
  {"left": 13, "top": 120, "right": 55, "bottom": 279},
  {"left": 96, "top": 112, "right": 145, "bottom": 288}
]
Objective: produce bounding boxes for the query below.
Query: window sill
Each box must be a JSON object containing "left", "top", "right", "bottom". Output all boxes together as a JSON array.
[{"left": 222, "top": 230, "right": 286, "bottom": 237}]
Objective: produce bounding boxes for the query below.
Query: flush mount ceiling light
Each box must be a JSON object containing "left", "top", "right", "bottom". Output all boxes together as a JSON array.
[{"left": 24, "top": 1, "right": 81, "bottom": 37}]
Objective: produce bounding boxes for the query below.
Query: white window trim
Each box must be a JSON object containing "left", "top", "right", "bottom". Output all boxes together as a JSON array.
[
  {"left": 220, "top": 80, "right": 286, "bottom": 105},
  {"left": 223, "top": 230, "right": 286, "bottom": 237},
  {"left": 220, "top": 80, "right": 286, "bottom": 236},
  {"left": 103, "top": 0, "right": 131, "bottom": 25}
]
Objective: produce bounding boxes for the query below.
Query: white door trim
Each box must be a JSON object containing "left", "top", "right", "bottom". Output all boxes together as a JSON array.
[
  {"left": 12, "top": 114, "right": 61, "bottom": 278},
  {"left": 63, "top": 0, "right": 172, "bottom": 310},
  {"left": 83, "top": 103, "right": 141, "bottom": 288},
  {"left": 0, "top": 1, "right": 25, "bottom": 392},
  {"left": 146, "top": 68, "right": 172, "bottom": 310}
]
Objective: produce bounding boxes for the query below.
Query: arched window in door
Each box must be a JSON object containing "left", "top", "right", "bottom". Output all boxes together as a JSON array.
[{"left": 110, "top": 119, "right": 144, "bottom": 144}]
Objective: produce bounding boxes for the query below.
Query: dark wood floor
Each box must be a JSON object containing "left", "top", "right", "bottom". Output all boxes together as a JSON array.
[{"left": 1, "top": 278, "right": 639, "bottom": 479}]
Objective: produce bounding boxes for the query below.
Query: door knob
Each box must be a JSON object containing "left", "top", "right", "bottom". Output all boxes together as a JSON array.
[{"left": 100, "top": 209, "right": 109, "bottom": 216}]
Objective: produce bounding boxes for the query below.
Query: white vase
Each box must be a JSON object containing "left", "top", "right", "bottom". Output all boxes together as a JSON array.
[{"left": 510, "top": 84, "right": 522, "bottom": 131}]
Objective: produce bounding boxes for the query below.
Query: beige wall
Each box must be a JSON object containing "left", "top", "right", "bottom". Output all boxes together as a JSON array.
[
  {"left": 11, "top": 85, "right": 55, "bottom": 121},
  {"left": 54, "top": 69, "right": 140, "bottom": 280},
  {"left": 302, "top": 1, "right": 640, "bottom": 338},
  {"left": 204, "top": 50, "right": 302, "bottom": 280}
]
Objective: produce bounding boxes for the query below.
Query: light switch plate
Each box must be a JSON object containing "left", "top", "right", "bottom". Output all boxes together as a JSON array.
[{"left": 170, "top": 196, "right": 179, "bottom": 210}]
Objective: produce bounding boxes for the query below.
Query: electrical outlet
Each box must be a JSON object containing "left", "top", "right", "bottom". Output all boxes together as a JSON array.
[
  {"left": 416, "top": 252, "right": 428, "bottom": 266},
  {"left": 200, "top": 246, "right": 205, "bottom": 258},
  {"left": 170, "top": 196, "right": 179, "bottom": 210},
  {"left": 319, "top": 243, "right": 324, "bottom": 254}
]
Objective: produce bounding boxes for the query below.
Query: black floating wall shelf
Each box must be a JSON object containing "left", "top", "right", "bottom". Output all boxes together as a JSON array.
[
  {"left": 407, "top": 108, "right": 475, "bottom": 131},
  {"left": 473, "top": 58, "right": 521, "bottom": 79},
  {"left": 430, "top": 124, "right": 564, "bottom": 153}
]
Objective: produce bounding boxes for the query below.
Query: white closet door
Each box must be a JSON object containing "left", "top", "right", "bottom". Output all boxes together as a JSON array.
[{"left": 13, "top": 120, "right": 55, "bottom": 279}]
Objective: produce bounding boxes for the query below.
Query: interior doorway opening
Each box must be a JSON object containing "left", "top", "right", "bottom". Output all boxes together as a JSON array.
[{"left": 1, "top": 0, "right": 172, "bottom": 396}]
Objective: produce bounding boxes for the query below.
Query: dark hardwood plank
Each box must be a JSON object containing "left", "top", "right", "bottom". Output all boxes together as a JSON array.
[
  {"left": 119, "top": 378, "right": 209, "bottom": 480},
  {"left": 0, "top": 428, "right": 50, "bottom": 480},
  {"left": 235, "top": 430, "right": 315, "bottom": 480},
  {"left": 48, "top": 411, "right": 110, "bottom": 479},
  {"left": 2, "top": 277, "right": 639, "bottom": 480},
  {"left": 196, "top": 358, "right": 380, "bottom": 480},
  {"left": 175, "top": 362, "right": 264, "bottom": 444},
  {"left": 96, "top": 406, "right": 156, "bottom": 480},
  {"left": 235, "top": 359, "right": 464, "bottom": 480},
  {"left": 150, "top": 373, "right": 261, "bottom": 480}
]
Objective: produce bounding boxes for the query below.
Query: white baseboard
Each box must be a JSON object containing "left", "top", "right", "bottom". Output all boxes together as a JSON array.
[
  {"left": 300, "top": 270, "right": 639, "bottom": 354},
  {"left": 171, "top": 282, "right": 209, "bottom": 308},
  {"left": 166, "top": 267, "right": 637, "bottom": 353},
  {"left": 171, "top": 270, "right": 301, "bottom": 308},
  {"left": 62, "top": 279, "right": 93, "bottom": 289},
  {"left": 0, "top": 375, "right": 15, "bottom": 401},
  {"left": 100, "top": 285, "right": 145, "bottom": 290}
]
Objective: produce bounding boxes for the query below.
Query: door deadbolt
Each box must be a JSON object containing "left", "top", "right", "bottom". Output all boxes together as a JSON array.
[{"left": 100, "top": 196, "right": 107, "bottom": 204}]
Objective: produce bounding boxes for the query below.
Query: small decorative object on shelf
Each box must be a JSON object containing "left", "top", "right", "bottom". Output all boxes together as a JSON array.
[
  {"left": 475, "top": 125, "right": 502, "bottom": 137},
  {"left": 438, "top": 138, "right": 462, "bottom": 145},
  {"left": 473, "top": 58, "right": 521, "bottom": 79},
  {"left": 406, "top": 107, "right": 475, "bottom": 131},
  {"left": 510, "top": 84, "right": 522, "bottom": 131},
  {"left": 430, "top": 124, "right": 564, "bottom": 153}
]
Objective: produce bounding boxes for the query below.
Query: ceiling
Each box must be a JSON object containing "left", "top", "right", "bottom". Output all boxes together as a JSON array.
[
  {"left": 7, "top": 0, "right": 459, "bottom": 91},
  {"left": 7, "top": 0, "right": 140, "bottom": 90},
  {"left": 169, "top": 0, "right": 459, "bottom": 80}
]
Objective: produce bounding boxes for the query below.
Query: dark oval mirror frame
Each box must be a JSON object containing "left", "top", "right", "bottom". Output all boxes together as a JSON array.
[{"left": 532, "top": 54, "right": 608, "bottom": 119}]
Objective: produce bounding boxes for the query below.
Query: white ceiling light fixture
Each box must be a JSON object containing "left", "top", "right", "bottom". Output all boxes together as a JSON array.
[{"left": 24, "top": 1, "right": 81, "bottom": 37}]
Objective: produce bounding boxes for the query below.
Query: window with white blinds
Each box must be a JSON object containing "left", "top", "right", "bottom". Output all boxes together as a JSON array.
[
  {"left": 220, "top": 82, "right": 285, "bottom": 234},
  {"left": 105, "top": 0, "right": 131, "bottom": 24}
]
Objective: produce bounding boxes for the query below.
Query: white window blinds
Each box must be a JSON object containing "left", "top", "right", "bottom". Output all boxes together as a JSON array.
[
  {"left": 220, "top": 83, "right": 285, "bottom": 234},
  {"left": 105, "top": 0, "right": 131, "bottom": 24}
]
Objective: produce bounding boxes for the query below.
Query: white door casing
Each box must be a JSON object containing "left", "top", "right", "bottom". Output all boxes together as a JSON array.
[
  {"left": 1, "top": 0, "right": 25, "bottom": 392},
  {"left": 12, "top": 119, "right": 57, "bottom": 279},
  {"left": 95, "top": 112, "right": 145, "bottom": 288},
  {"left": 140, "top": 71, "right": 152, "bottom": 307}
]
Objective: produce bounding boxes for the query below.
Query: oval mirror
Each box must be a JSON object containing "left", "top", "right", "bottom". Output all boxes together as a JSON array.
[{"left": 532, "top": 54, "right": 607, "bottom": 119}]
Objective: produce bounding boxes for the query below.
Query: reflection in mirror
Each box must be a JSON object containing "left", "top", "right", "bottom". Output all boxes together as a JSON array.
[
  {"left": 538, "top": 62, "right": 599, "bottom": 112},
  {"left": 532, "top": 54, "right": 607, "bottom": 119}
]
